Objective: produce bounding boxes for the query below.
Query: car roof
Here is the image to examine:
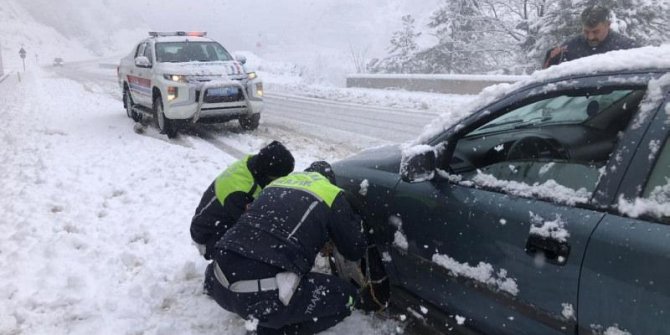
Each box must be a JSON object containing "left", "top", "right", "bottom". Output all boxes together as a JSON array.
[{"left": 529, "top": 45, "right": 670, "bottom": 84}]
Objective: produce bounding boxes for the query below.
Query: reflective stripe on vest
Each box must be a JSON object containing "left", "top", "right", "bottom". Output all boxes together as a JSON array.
[
  {"left": 266, "top": 172, "right": 341, "bottom": 207},
  {"left": 214, "top": 155, "right": 260, "bottom": 204}
]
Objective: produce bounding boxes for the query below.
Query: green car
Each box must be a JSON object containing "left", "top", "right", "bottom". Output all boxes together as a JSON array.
[{"left": 333, "top": 46, "right": 670, "bottom": 334}]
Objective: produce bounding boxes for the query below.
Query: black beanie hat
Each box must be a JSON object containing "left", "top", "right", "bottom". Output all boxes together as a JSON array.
[
  {"left": 304, "top": 161, "right": 336, "bottom": 184},
  {"left": 254, "top": 141, "right": 295, "bottom": 178}
]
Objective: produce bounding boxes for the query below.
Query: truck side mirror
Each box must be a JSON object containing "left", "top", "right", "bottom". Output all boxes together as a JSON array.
[
  {"left": 400, "top": 146, "right": 436, "bottom": 183},
  {"left": 235, "top": 54, "right": 247, "bottom": 65},
  {"left": 135, "top": 56, "right": 152, "bottom": 68}
]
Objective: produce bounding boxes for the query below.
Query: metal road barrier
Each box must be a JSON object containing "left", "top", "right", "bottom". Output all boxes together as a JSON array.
[{"left": 346, "top": 73, "right": 528, "bottom": 95}]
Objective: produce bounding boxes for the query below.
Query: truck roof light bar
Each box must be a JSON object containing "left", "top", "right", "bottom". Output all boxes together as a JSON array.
[{"left": 149, "top": 31, "right": 207, "bottom": 37}]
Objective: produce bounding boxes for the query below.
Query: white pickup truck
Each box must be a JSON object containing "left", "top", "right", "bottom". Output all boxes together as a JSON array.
[{"left": 117, "top": 32, "right": 263, "bottom": 138}]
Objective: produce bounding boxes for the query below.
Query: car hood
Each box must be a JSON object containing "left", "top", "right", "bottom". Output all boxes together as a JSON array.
[
  {"left": 158, "top": 61, "right": 246, "bottom": 77},
  {"left": 333, "top": 144, "right": 402, "bottom": 174}
]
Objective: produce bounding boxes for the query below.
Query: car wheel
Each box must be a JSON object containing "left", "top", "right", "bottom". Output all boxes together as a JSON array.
[
  {"left": 154, "top": 96, "right": 178, "bottom": 138},
  {"left": 124, "top": 88, "right": 142, "bottom": 122},
  {"left": 123, "top": 88, "right": 133, "bottom": 118},
  {"left": 239, "top": 113, "right": 260, "bottom": 131}
]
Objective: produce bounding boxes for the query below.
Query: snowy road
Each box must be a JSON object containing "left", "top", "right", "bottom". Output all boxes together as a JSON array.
[{"left": 262, "top": 92, "right": 437, "bottom": 143}]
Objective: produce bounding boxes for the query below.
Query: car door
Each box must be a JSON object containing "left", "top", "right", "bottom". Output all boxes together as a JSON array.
[
  {"left": 578, "top": 83, "right": 670, "bottom": 335},
  {"left": 388, "top": 74, "right": 656, "bottom": 334},
  {"left": 127, "top": 42, "right": 153, "bottom": 106}
]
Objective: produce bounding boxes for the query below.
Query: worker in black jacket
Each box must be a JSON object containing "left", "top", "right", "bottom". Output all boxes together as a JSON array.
[
  {"left": 543, "top": 5, "right": 639, "bottom": 69},
  {"left": 190, "top": 141, "right": 295, "bottom": 260},
  {"left": 204, "top": 161, "right": 367, "bottom": 335}
]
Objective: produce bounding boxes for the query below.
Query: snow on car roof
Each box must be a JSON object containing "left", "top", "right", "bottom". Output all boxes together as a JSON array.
[{"left": 414, "top": 44, "right": 670, "bottom": 145}]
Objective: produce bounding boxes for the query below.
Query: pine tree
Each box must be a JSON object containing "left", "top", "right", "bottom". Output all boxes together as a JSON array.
[{"left": 370, "top": 15, "right": 421, "bottom": 73}]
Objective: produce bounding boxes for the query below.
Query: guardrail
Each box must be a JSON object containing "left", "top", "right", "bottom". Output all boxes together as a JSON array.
[{"left": 346, "top": 73, "right": 528, "bottom": 95}]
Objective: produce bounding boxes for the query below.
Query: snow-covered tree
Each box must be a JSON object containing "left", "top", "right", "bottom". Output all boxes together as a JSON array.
[{"left": 369, "top": 15, "right": 421, "bottom": 73}]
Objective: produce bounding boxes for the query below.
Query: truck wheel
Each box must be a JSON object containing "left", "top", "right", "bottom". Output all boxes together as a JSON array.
[
  {"left": 124, "top": 88, "right": 142, "bottom": 122},
  {"left": 154, "top": 96, "right": 178, "bottom": 138},
  {"left": 239, "top": 113, "right": 260, "bottom": 130}
]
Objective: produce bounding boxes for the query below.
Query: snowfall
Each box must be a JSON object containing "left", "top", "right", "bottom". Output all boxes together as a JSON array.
[{"left": 2, "top": 1, "right": 670, "bottom": 334}]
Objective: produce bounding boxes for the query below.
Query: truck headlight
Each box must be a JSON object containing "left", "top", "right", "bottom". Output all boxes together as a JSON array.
[
  {"left": 163, "top": 74, "right": 187, "bottom": 83},
  {"left": 247, "top": 72, "right": 257, "bottom": 80}
]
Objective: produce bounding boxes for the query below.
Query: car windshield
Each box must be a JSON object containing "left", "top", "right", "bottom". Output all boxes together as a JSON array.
[
  {"left": 155, "top": 41, "right": 233, "bottom": 63},
  {"left": 469, "top": 90, "right": 633, "bottom": 136}
]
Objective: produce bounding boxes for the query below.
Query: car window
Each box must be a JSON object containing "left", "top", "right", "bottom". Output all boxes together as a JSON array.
[
  {"left": 642, "top": 136, "right": 670, "bottom": 213},
  {"left": 135, "top": 42, "right": 146, "bottom": 58},
  {"left": 143, "top": 43, "right": 154, "bottom": 63},
  {"left": 155, "top": 42, "right": 233, "bottom": 63},
  {"left": 447, "top": 88, "right": 647, "bottom": 204}
]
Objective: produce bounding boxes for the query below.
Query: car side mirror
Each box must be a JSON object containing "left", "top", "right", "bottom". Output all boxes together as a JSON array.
[
  {"left": 400, "top": 145, "right": 436, "bottom": 183},
  {"left": 235, "top": 54, "right": 247, "bottom": 65},
  {"left": 135, "top": 56, "right": 151, "bottom": 68}
]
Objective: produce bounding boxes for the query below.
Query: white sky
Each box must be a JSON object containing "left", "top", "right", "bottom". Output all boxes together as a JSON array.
[{"left": 0, "top": 0, "right": 441, "bottom": 70}]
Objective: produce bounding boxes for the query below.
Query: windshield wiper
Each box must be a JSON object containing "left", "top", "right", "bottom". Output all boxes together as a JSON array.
[{"left": 477, "top": 119, "right": 524, "bottom": 131}]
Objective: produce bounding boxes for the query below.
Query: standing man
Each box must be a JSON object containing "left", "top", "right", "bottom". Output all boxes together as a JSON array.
[
  {"left": 205, "top": 161, "right": 367, "bottom": 335},
  {"left": 190, "top": 141, "right": 295, "bottom": 260},
  {"left": 543, "top": 4, "right": 639, "bottom": 69}
]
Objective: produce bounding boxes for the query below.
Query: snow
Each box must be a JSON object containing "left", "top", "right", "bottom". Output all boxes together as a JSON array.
[
  {"left": 604, "top": 326, "right": 632, "bottom": 335},
  {"left": 561, "top": 303, "right": 575, "bottom": 320},
  {"left": 431, "top": 253, "right": 519, "bottom": 296},
  {"left": 618, "top": 194, "right": 670, "bottom": 219},
  {"left": 529, "top": 212, "right": 570, "bottom": 243},
  {"left": 469, "top": 171, "right": 591, "bottom": 206},
  {"left": 454, "top": 315, "right": 466, "bottom": 325},
  {"left": 359, "top": 179, "right": 369, "bottom": 196},
  {"left": 393, "top": 231, "right": 409, "bottom": 252}
]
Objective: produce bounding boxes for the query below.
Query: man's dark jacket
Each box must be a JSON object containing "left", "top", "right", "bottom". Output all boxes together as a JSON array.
[
  {"left": 190, "top": 155, "right": 261, "bottom": 259},
  {"left": 543, "top": 31, "right": 639, "bottom": 68},
  {"left": 216, "top": 172, "right": 367, "bottom": 274}
]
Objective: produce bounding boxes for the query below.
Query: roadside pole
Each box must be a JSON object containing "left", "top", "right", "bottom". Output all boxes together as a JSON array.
[
  {"left": 0, "top": 41, "right": 4, "bottom": 77},
  {"left": 19, "top": 47, "right": 26, "bottom": 72}
]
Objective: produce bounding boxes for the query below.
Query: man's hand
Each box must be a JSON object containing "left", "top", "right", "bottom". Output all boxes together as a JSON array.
[
  {"left": 320, "top": 240, "right": 335, "bottom": 257},
  {"left": 543, "top": 46, "right": 568, "bottom": 69},
  {"left": 548, "top": 46, "right": 567, "bottom": 59}
]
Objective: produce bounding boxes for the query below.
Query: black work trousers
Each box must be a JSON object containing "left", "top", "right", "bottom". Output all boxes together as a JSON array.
[{"left": 204, "top": 251, "right": 357, "bottom": 335}]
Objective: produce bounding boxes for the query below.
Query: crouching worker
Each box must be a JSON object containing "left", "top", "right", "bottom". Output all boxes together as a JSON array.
[
  {"left": 190, "top": 141, "right": 295, "bottom": 260},
  {"left": 204, "top": 161, "right": 367, "bottom": 335}
]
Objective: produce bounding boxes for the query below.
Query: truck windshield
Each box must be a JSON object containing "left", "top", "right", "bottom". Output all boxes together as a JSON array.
[{"left": 155, "top": 42, "right": 234, "bottom": 63}]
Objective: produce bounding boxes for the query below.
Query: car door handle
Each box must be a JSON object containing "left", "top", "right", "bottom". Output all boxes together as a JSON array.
[{"left": 525, "top": 234, "right": 570, "bottom": 266}]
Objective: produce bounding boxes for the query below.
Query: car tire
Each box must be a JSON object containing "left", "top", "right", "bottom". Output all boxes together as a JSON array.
[
  {"left": 154, "top": 96, "right": 178, "bottom": 139},
  {"left": 124, "top": 88, "right": 142, "bottom": 122},
  {"left": 239, "top": 113, "right": 260, "bottom": 131},
  {"left": 358, "top": 246, "right": 391, "bottom": 311},
  {"left": 331, "top": 245, "right": 390, "bottom": 312}
]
